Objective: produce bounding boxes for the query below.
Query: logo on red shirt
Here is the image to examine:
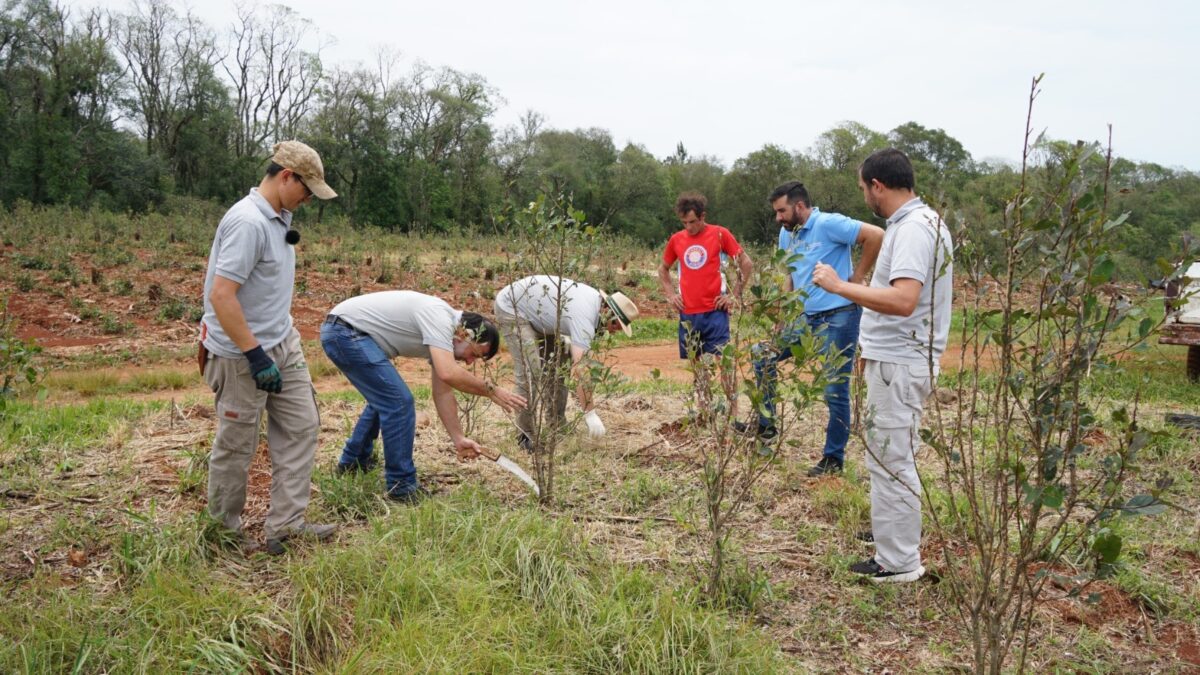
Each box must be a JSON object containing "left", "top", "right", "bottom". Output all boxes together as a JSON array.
[{"left": 683, "top": 245, "right": 708, "bottom": 270}]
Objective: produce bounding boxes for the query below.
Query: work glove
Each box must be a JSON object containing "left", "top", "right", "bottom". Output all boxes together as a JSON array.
[
  {"left": 584, "top": 410, "right": 606, "bottom": 438},
  {"left": 244, "top": 345, "right": 283, "bottom": 394}
]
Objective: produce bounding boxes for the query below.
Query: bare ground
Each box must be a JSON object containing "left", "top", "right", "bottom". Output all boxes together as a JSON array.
[
  {"left": 4, "top": 385, "right": 1197, "bottom": 672},
  {"left": 5, "top": 244, "right": 1199, "bottom": 671}
]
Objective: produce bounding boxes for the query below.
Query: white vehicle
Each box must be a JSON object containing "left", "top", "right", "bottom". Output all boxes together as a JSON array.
[{"left": 1160, "top": 261, "right": 1200, "bottom": 382}]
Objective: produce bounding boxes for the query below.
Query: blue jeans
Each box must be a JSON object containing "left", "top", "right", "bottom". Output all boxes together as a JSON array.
[
  {"left": 320, "top": 321, "right": 418, "bottom": 495},
  {"left": 753, "top": 304, "right": 861, "bottom": 462}
]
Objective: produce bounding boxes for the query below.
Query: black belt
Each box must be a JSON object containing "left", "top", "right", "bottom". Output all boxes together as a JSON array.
[
  {"left": 324, "top": 314, "right": 361, "bottom": 332},
  {"left": 805, "top": 304, "right": 857, "bottom": 320}
]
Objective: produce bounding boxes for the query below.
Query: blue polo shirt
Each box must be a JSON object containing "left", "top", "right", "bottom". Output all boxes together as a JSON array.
[{"left": 778, "top": 208, "right": 862, "bottom": 314}]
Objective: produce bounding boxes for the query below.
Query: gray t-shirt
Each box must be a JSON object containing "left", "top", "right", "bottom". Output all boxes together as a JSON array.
[
  {"left": 859, "top": 198, "right": 954, "bottom": 371},
  {"left": 330, "top": 291, "right": 460, "bottom": 359},
  {"left": 201, "top": 189, "right": 295, "bottom": 358},
  {"left": 493, "top": 275, "right": 601, "bottom": 351}
]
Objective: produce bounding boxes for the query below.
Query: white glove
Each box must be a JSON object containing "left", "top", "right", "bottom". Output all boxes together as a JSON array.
[{"left": 584, "top": 410, "right": 606, "bottom": 438}]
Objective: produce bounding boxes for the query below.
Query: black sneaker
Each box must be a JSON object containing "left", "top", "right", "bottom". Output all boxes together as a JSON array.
[
  {"left": 335, "top": 458, "right": 377, "bottom": 476},
  {"left": 807, "top": 456, "right": 844, "bottom": 477},
  {"left": 733, "top": 421, "right": 778, "bottom": 441},
  {"left": 516, "top": 432, "right": 534, "bottom": 454},
  {"left": 386, "top": 486, "right": 431, "bottom": 505},
  {"left": 265, "top": 523, "right": 338, "bottom": 556},
  {"left": 848, "top": 557, "right": 925, "bottom": 584}
]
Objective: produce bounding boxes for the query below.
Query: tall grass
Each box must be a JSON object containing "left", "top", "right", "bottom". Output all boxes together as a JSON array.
[
  {"left": 0, "top": 488, "right": 790, "bottom": 673},
  {"left": 0, "top": 398, "right": 153, "bottom": 458},
  {"left": 294, "top": 489, "right": 789, "bottom": 672}
]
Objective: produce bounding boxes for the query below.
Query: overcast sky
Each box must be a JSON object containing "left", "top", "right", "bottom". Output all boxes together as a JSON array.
[{"left": 87, "top": 0, "right": 1199, "bottom": 171}]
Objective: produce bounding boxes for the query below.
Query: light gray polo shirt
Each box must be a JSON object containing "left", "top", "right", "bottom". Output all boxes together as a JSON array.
[
  {"left": 201, "top": 188, "right": 295, "bottom": 358},
  {"left": 493, "top": 275, "right": 602, "bottom": 351},
  {"left": 859, "top": 198, "right": 954, "bottom": 371},
  {"left": 330, "top": 291, "right": 459, "bottom": 359}
]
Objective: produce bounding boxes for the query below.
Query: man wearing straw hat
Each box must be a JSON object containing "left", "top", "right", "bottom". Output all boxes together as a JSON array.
[{"left": 494, "top": 275, "right": 639, "bottom": 448}]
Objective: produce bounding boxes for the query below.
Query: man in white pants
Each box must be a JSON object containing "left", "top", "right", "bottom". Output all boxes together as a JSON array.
[
  {"left": 812, "top": 148, "right": 953, "bottom": 583},
  {"left": 493, "top": 276, "right": 638, "bottom": 448}
]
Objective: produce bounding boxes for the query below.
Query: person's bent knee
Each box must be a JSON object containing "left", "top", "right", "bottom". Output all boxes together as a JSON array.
[{"left": 396, "top": 387, "right": 415, "bottom": 413}]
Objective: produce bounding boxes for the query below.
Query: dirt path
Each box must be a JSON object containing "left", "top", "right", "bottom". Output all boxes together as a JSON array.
[
  {"left": 46, "top": 341, "right": 692, "bottom": 406},
  {"left": 46, "top": 338, "right": 1012, "bottom": 407},
  {"left": 606, "top": 343, "right": 688, "bottom": 382}
]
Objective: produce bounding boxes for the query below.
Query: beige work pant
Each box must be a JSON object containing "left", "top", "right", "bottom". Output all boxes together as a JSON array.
[
  {"left": 863, "top": 359, "right": 933, "bottom": 574},
  {"left": 499, "top": 317, "right": 568, "bottom": 439},
  {"left": 204, "top": 328, "right": 320, "bottom": 540}
]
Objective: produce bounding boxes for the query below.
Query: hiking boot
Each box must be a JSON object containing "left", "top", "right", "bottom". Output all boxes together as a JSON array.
[
  {"left": 516, "top": 432, "right": 534, "bottom": 454},
  {"left": 807, "top": 456, "right": 844, "bottom": 477},
  {"left": 733, "top": 421, "right": 778, "bottom": 441},
  {"left": 848, "top": 557, "right": 925, "bottom": 584},
  {"left": 386, "top": 485, "right": 432, "bottom": 505},
  {"left": 240, "top": 534, "right": 264, "bottom": 555},
  {"left": 335, "top": 457, "right": 377, "bottom": 476},
  {"left": 265, "top": 523, "right": 338, "bottom": 556}
]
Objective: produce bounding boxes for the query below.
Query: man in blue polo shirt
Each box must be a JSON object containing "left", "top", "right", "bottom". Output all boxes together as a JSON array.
[{"left": 745, "top": 181, "right": 884, "bottom": 476}]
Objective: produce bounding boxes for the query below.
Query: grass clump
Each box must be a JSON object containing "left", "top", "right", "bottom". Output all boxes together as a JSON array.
[
  {"left": 0, "top": 487, "right": 790, "bottom": 673},
  {"left": 292, "top": 488, "right": 789, "bottom": 672}
]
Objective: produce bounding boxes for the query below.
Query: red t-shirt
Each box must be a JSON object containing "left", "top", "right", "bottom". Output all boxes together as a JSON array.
[{"left": 662, "top": 224, "right": 743, "bottom": 314}]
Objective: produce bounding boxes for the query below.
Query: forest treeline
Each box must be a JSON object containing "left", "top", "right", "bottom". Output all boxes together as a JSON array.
[{"left": 2, "top": 0, "right": 1198, "bottom": 275}]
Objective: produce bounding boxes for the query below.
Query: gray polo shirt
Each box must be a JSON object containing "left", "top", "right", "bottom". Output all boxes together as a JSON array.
[
  {"left": 859, "top": 198, "right": 954, "bottom": 371},
  {"left": 201, "top": 188, "right": 295, "bottom": 358},
  {"left": 493, "top": 275, "right": 602, "bottom": 351},
  {"left": 330, "top": 291, "right": 459, "bottom": 359}
]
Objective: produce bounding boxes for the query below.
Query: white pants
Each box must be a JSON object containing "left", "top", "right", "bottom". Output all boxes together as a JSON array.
[
  {"left": 498, "top": 317, "right": 569, "bottom": 438},
  {"left": 863, "top": 359, "right": 932, "bottom": 573}
]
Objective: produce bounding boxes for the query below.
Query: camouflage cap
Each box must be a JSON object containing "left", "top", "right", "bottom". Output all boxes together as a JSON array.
[{"left": 271, "top": 140, "right": 337, "bottom": 200}]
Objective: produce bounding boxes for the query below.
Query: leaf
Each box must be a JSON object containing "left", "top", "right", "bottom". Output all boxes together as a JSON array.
[
  {"left": 1023, "top": 482, "right": 1064, "bottom": 509},
  {"left": 1121, "top": 494, "right": 1166, "bottom": 516},
  {"left": 1137, "top": 318, "right": 1153, "bottom": 339},
  {"left": 1102, "top": 212, "right": 1130, "bottom": 232},
  {"left": 1089, "top": 258, "right": 1115, "bottom": 284},
  {"left": 1092, "top": 531, "right": 1122, "bottom": 564},
  {"left": 1042, "top": 446, "right": 1063, "bottom": 480},
  {"left": 1041, "top": 484, "right": 1065, "bottom": 509},
  {"left": 1127, "top": 430, "right": 1149, "bottom": 455}
]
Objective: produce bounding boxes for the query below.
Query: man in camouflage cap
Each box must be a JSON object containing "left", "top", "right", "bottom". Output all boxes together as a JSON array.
[{"left": 199, "top": 140, "right": 337, "bottom": 555}]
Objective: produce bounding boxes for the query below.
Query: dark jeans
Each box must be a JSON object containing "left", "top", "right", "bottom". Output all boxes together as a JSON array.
[
  {"left": 678, "top": 309, "right": 730, "bottom": 359},
  {"left": 753, "top": 304, "right": 861, "bottom": 462},
  {"left": 320, "top": 320, "right": 418, "bottom": 495}
]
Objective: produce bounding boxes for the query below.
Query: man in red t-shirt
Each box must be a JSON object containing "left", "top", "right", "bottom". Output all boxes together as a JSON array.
[{"left": 658, "top": 191, "right": 753, "bottom": 413}]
